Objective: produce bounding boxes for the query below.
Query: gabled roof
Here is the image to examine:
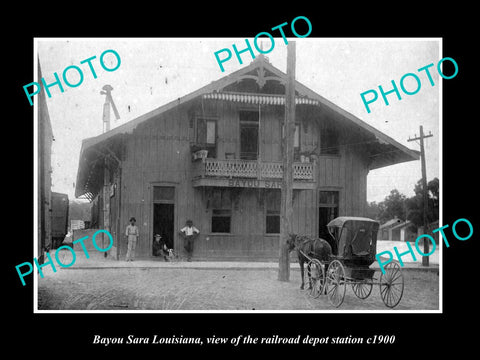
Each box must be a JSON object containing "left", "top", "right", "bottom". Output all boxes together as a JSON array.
[
  {"left": 75, "top": 55, "right": 420, "bottom": 198},
  {"left": 390, "top": 221, "right": 413, "bottom": 231},
  {"left": 379, "top": 218, "right": 403, "bottom": 229},
  {"left": 379, "top": 218, "right": 413, "bottom": 231}
]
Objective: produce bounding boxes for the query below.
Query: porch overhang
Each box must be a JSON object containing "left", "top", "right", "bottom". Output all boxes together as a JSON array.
[
  {"left": 75, "top": 133, "right": 125, "bottom": 199},
  {"left": 202, "top": 91, "right": 321, "bottom": 106}
]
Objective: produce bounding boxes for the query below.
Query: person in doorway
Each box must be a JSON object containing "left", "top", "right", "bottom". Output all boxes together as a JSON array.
[
  {"left": 153, "top": 233, "right": 170, "bottom": 261},
  {"left": 179, "top": 219, "right": 200, "bottom": 261},
  {"left": 125, "top": 217, "right": 139, "bottom": 261}
]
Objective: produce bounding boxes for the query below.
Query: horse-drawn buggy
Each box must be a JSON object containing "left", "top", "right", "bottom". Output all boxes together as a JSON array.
[{"left": 288, "top": 216, "right": 404, "bottom": 308}]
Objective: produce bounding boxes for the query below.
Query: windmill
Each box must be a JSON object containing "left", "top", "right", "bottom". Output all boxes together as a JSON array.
[{"left": 100, "top": 84, "right": 120, "bottom": 133}]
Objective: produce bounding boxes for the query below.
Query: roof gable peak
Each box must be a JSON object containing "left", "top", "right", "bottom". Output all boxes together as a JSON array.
[{"left": 219, "top": 54, "right": 286, "bottom": 93}]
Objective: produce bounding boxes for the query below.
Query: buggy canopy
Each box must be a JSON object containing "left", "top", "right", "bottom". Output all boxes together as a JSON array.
[
  {"left": 327, "top": 217, "right": 379, "bottom": 259},
  {"left": 327, "top": 216, "right": 379, "bottom": 229}
]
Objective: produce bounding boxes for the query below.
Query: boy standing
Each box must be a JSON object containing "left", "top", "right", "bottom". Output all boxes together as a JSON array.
[
  {"left": 179, "top": 220, "right": 200, "bottom": 261},
  {"left": 125, "top": 217, "right": 139, "bottom": 261}
]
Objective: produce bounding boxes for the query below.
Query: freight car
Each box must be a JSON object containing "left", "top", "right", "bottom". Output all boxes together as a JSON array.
[{"left": 50, "top": 192, "right": 69, "bottom": 249}]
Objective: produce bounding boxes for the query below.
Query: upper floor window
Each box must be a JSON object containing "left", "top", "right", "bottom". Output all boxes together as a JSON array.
[
  {"left": 294, "top": 124, "right": 300, "bottom": 149},
  {"left": 294, "top": 123, "right": 301, "bottom": 161},
  {"left": 282, "top": 123, "right": 301, "bottom": 160},
  {"left": 320, "top": 128, "right": 339, "bottom": 155},
  {"left": 196, "top": 118, "right": 216, "bottom": 145}
]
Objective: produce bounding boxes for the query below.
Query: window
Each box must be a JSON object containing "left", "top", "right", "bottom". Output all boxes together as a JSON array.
[
  {"left": 283, "top": 123, "right": 301, "bottom": 160},
  {"left": 212, "top": 209, "right": 231, "bottom": 233},
  {"left": 239, "top": 110, "right": 259, "bottom": 123},
  {"left": 265, "top": 190, "right": 281, "bottom": 234},
  {"left": 294, "top": 123, "right": 300, "bottom": 161},
  {"left": 294, "top": 124, "right": 300, "bottom": 148},
  {"left": 211, "top": 189, "right": 232, "bottom": 233},
  {"left": 282, "top": 123, "right": 300, "bottom": 147},
  {"left": 196, "top": 118, "right": 216, "bottom": 145},
  {"left": 321, "top": 128, "right": 339, "bottom": 155},
  {"left": 239, "top": 110, "right": 259, "bottom": 160},
  {"left": 319, "top": 191, "right": 338, "bottom": 206},
  {"left": 153, "top": 186, "right": 175, "bottom": 202}
]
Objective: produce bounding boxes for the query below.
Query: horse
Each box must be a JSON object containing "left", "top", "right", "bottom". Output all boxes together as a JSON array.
[{"left": 286, "top": 234, "right": 333, "bottom": 290}]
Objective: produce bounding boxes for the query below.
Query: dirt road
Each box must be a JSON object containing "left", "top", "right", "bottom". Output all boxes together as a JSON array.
[{"left": 37, "top": 267, "right": 439, "bottom": 311}]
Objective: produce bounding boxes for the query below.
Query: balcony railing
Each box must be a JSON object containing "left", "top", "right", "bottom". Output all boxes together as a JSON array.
[{"left": 193, "top": 158, "right": 315, "bottom": 181}]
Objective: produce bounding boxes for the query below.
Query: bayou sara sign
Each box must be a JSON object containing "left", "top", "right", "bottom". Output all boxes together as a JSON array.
[{"left": 227, "top": 178, "right": 282, "bottom": 188}]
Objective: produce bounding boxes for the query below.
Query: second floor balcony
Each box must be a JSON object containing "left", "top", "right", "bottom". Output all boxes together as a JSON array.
[{"left": 192, "top": 158, "right": 316, "bottom": 189}]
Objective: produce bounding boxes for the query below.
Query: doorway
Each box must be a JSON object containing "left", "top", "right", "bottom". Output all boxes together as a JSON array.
[
  {"left": 239, "top": 110, "right": 259, "bottom": 160},
  {"left": 318, "top": 191, "right": 339, "bottom": 253},
  {"left": 318, "top": 207, "right": 338, "bottom": 239},
  {"left": 152, "top": 186, "right": 175, "bottom": 255},
  {"left": 153, "top": 203, "right": 174, "bottom": 252}
]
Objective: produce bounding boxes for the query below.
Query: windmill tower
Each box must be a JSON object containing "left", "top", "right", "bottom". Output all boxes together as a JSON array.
[{"left": 100, "top": 84, "right": 120, "bottom": 133}]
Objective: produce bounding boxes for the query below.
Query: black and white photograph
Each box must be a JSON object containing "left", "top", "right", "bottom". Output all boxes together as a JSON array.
[
  {"left": 33, "top": 38, "right": 440, "bottom": 312},
  {"left": 7, "top": 10, "right": 477, "bottom": 355}
]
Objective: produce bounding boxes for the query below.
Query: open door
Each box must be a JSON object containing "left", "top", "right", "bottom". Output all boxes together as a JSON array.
[
  {"left": 152, "top": 186, "right": 175, "bottom": 255},
  {"left": 153, "top": 203, "right": 174, "bottom": 252}
]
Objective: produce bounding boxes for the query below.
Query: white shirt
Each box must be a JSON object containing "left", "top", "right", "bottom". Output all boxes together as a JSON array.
[
  {"left": 180, "top": 225, "right": 200, "bottom": 236},
  {"left": 125, "top": 224, "right": 139, "bottom": 238}
]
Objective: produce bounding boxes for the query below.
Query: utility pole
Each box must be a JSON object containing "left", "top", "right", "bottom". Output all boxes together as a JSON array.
[
  {"left": 278, "top": 41, "right": 296, "bottom": 281},
  {"left": 408, "top": 125, "right": 433, "bottom": 266}
]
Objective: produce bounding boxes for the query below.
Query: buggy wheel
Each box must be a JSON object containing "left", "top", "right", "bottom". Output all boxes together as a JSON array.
[
  {"left": 352, "top": 279, "right": 373, "bottom": 299},
  {"left": 309, "top": 259, "right": 325, "bottom": 298},
  {"left": 326, "top": 260, "right": 346, "bottom": 307},
  {"left": 379, "top": 262, "right": 404, "bottom": 308}
]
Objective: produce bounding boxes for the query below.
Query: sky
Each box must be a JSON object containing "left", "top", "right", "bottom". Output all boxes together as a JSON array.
[{"left": 36, "top": 38, "right": 440, "bottom": 203}]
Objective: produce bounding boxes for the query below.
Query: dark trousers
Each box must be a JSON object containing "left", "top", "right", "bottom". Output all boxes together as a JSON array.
[{"left": 184, "top": 235, "right": 195, "bottom": 259}]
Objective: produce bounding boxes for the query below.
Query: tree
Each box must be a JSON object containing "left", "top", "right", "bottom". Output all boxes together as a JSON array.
[
  {"left": 366, "top": 201, "right": 381, "bottom": 220},
  {"left": 427, "top": 177, "right": 439, "bottom": 216},
  {"left": 405, "top": 177, "right": 439, "bottom": 230},
  {"left": 369, "top": 177, "right": 439, "bottom": 227},
  {"left": 377, "top": 189, "right": 407, "bottom": 223}
]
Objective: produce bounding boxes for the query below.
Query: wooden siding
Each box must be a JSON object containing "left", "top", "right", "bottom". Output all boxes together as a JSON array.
[
  {"left": 189, "top": 188, "right": 317, "bottom": 259},
  {"left": 105, "top": 99, "right": 369, "bottom": 259},
  {"left": 340, "top": 145, "right": 368, "bottom": 217}
]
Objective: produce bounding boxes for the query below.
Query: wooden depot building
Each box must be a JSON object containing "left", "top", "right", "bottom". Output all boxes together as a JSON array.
[{"left": 75, "top": 55, "right": 419, "bottom": 260}]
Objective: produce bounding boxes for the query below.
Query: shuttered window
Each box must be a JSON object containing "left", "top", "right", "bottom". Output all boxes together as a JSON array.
[{"left": 196, "top": 118, "right": 217, "bottom": 145}]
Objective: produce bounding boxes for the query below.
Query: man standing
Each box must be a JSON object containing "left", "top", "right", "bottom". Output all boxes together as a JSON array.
[
  {"left": 125, "top": 217, "right": 139, "bottom": 262},
  {"left": 179, "top": 219, "right": 200, "bottom": 261}
]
